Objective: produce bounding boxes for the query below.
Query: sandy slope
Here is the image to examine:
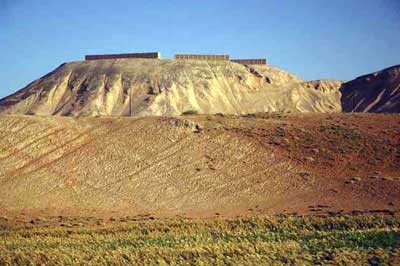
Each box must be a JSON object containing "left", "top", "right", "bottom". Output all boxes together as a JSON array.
[
  {"left": 0, "top": 113, "right": 399, "bottom": 218},
  {"left": 0, "top": 59, "right": 342, "bottom": 116}
]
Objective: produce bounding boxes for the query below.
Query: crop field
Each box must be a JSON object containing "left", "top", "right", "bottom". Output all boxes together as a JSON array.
[{"left": 0, "top": 214, "right": 399, "bottom": 265}]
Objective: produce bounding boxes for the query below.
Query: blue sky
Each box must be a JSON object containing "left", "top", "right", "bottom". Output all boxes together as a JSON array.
[{"left": 0, "top": 0, "right": 399, "bottom": 98}]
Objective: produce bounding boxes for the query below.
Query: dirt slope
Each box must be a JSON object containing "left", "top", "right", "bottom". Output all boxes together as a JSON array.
[
  {"left": 0, "top": 114, "right": 399, "bottom": 218},
  {"left": 341, "top": 65, "right": 400, "bottom": 113},
  {"left": 0, "top": 59, "right": 342, "bottom": 116}
]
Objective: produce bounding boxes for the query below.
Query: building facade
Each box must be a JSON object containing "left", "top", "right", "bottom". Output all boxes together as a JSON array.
[
  {"left": 230, "top": 59, "right": 267, "bottom": 65},
  {"left": 174, "top": 54, "right": 229, "bottom": 61},
  {"left": 85, "top": 52, "right": 161, "bottom": 60}
]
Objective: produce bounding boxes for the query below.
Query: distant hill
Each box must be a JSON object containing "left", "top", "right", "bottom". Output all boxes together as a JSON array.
[
  {"left": 0, "top": 59, "right": 342, "bottom": 116},
  {"left": 340, "top": 65, "right": 400, "bottom": 113}
]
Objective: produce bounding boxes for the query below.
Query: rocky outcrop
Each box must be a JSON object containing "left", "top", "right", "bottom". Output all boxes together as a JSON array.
[
  {"left": 171, "top": 118, "right": 202, "bottom": 132},
  {"left": 306, "top": 80, "right": 344, "bottom": 94},
  {"left": 0, "top": 59, "right": 343, "bottom": 116},
  {"left": 340, "top": 65, "right": 400, "bottom": 113}
]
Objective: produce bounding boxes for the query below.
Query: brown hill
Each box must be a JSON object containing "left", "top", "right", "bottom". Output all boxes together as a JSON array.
[
  {"left": 340, "top": 65, "right": 400, "bottom": 113},
  {"left": 0, "top": 113, "right": 399, "bottom": 218},
  {"left": 0, "top": 59, "right": 342, "bottom": 116}
]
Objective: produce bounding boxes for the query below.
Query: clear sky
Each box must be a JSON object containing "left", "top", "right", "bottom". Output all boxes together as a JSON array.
[{"left": 0, "top": 0, "right": 399, "bottom": 98}]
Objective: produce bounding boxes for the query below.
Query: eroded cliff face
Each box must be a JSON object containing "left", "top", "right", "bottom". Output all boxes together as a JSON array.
[
  {"left": 340, "top": 65, "right": 400, "bottom": 113},
  {"left": 0, "top": 59, "right": 343, "bottom": 116}
]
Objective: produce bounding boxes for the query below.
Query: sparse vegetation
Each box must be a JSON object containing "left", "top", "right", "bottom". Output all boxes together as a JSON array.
[
  {"left": 0, "top": 215, "right": 399, "bottom": 265},
  {"left": 275, "top": 126, "right": 286, "bottom": 137},
  {"left": 319, "top": 124, "right": 361, "bottom": 141}
]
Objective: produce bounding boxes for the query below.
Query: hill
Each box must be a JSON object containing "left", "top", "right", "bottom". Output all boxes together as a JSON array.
[
  {"left": 0, "top": 59, "right": 342, "bottom": 116},
  {"left": 0, "top": 113, "right": 399, "bottom": 218},
  {"left": 340, "top": 65, "right": 400, "bottom": 113}
]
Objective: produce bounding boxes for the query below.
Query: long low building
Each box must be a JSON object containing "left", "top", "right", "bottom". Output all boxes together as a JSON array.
[
  {"left": 231, "top": 59, "right": 267, "bottom": 65},
  {"left": 174, "top": 54, "right": 229, "bottom": 61},
  {"left": 83, "top": 53, "right": 268, "bottom": 65},
  {"left": 85, "top": 52, "right": 161, "bottom": 60}
]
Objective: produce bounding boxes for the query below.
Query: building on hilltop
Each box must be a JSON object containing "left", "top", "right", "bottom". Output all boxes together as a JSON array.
[
  {"left": 230, "top": 59, "right": 267, "bottom": 65},
  {"left": 174, "top": 54, "right": 229, "bottom": 61},
  {"left": 83, "top": 52, "right": 268, "bottom": 65},
  {"left": 85, "top": 52, "right": 161, "bottom": 60}
]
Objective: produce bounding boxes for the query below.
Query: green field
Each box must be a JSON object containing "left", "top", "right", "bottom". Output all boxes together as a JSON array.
[{"left": 1, "top": 215, "right": 399, "bottom": 265}]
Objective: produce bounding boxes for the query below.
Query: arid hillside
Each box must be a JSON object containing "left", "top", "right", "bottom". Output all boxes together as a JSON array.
[
  {"left": 341, "top": 65, "right": 400, "bottom": 113},
  {"left": 0, "top": 113, "right": 399, "bottom": 218},
  {"left": 0, "top": 59, "right": 342, "bottom": 116}
]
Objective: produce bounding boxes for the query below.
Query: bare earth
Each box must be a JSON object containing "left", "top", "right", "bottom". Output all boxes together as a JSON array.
[{"left": 0, "top": 113, "right": 399, "bottom": 222}]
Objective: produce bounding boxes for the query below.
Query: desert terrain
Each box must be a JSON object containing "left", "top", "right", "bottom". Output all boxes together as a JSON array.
[
  {"left": 0, "top": 60, "right": 399, "bottom": 265},
  {"left": 0, "top": 112, "right": 399, "bottom": 221},
  {"left": 1, "top": 0, "right": 400, "bottom": 262}
]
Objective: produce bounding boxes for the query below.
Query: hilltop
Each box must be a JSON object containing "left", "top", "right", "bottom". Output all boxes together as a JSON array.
[{"left": 0, "top": 59, "right": 342, "bottom": 116}]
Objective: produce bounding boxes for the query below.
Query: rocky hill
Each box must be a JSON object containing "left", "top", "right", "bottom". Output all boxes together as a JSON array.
[
  {"left": 0, "top": 59, "right": 342, "bottom": 116},
  {"left": 340, "top": 65, "right": 400, "bottom": 113}
]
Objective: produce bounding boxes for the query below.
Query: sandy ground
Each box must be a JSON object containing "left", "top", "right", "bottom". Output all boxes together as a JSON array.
[{"left": 0, "top": 113, "right": 399, "bottom": 222}]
